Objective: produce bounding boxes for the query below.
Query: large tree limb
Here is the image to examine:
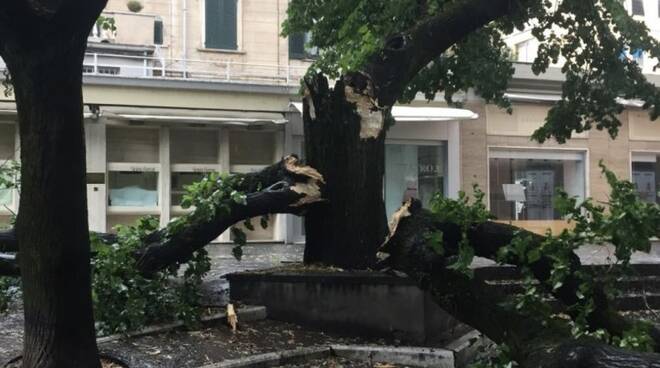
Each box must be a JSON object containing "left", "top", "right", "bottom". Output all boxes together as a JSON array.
[
  {"left": 380, "top": 199, "right": 660, "bottom": 367},
  {"left": 355, "top": 0, "right": 537, "bottom": 106},
  {"left": 0, "top": 156, "right": 323, "bottom": 277},
  {"left": 380, "top": 200, "right": 660, "bottom": 351}
]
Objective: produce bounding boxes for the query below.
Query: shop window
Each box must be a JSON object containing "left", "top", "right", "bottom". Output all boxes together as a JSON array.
[
  {"left": 107, "top": 127, "right": 160, "bottom": 210},
  {"left": 107, "top": 127, "right": 159, "bottom": 164},
  {"left": 205, "top": 0, "right": 238, "bottom": 50},
  {"left": 632, "top": 153, "right": 660, "bottom": 204},
  {"left": 170, "top": 129, "right": 219, "bottom": 164},
  {"left": 229, "top": 131, "right": 277, "bottom": 172},
  {"left": 489, "top": 149, "right": 586, "bottom": 221},
  {"left": 108, "top": 171, "right": 158, "bottom": 207},
  {"left": 171, "top": 172, "right": 207, "bottom": 206},
  {"left": 385, "top": 143, "right": 448, "bottom": 217}
]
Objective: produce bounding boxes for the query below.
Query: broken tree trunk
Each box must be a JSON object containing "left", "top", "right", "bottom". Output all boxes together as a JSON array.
[
  {"left": 380, "top": 199, "right": 660, "bottom": 367},
  {"left": 302, "top": 73, "right": 389, "bottom": 269}
]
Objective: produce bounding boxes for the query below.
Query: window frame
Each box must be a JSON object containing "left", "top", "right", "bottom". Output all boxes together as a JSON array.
[{"left": 486, "top": 146, "right": 590, "bottom": 219}]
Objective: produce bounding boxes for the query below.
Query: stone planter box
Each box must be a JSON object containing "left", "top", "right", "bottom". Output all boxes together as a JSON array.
[{"left": 227, "top": 269, "right": 463, "bottom": 343}]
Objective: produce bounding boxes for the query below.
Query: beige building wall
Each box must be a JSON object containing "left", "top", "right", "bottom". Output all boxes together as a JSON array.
[{"left": 100, "top": 0, "right": 310, "bottom": 80}]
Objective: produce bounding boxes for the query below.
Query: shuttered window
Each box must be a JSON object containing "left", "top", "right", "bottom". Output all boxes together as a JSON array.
[
  {"left": 632, "top": 0, "right": 645, "bottom": 15},
  {"left": 289, "top": 33, "right": 305, "bottom": 59},
  {"left": 205, "top": 0, "right": 238, "bottom": 50},
  {"left": 154, "top": 19, "right": 164, "bottom": 45}
]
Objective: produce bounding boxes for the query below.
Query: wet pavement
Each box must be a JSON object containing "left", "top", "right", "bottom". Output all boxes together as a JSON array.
[
  {"left": 0, "top": 243, "right": 304, "bottom": 363},
  {"left": 2, "top": 241, "right": 660, "bottom": 365}
]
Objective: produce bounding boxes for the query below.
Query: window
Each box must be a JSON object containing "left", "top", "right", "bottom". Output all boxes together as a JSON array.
[
  {"left": 205, "top": 0, "right": 238, "bottom": 50},
  {"left": 385, "top": 143, "right": 448, "bottom": 217},
  {"left": 514, "top": 40, "right": 533, "bottom": 62},
  {"left": 107, "top": 127, "right": 160, "bottom": 209},
  {"left": 229, "top": 131, "right": 277, "bottom": 172},
  {"left": 489, "top": 149, "right": 586, "bottom": 221},
  {"left": 289, "top": 32, "right": 318, "bottom": 60},
  {"left": 170, "top": 128, "right": 221, "bottom": 207},
  {"left": 632, "top": 153, "right": 660, "bottom": 204},
  {"left": 108, "top": 171, "right": 159, "bottom": 207},
  {"left": 154, "top": 19, "right": 164, "bottom": 45},
  {"left": 229, "top": 130, "right": 279, "bottom": 240},
  {"left": 632, "top": 0, "right": 645, "bottom": 15}
]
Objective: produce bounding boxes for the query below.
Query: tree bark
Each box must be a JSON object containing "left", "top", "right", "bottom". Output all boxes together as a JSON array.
[
  {"left": 302, "top": 74, "right": 388, "bottom": 269},
  {"left": 135, "top": 156, "right": 324, "bottom": 275},
  {"left": 0, "top": 1, "right": 107, "bottom": 366},
  {"left": 300, "top": 0, "right": 538, "bottom": 269},
  {"left": 380, "top": 199, "right": 660, "bottom": 367}
]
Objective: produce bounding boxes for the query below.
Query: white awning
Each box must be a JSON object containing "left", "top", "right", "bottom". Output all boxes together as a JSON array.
[
  {"left": 504, "top": 92, "right": 645, "bottom": 107},
  {"left": 97, "top": 106, "right": 288, "bottom": 126},
  {"left": 290, "top": 102, "right": 478, "bottom": 122}
]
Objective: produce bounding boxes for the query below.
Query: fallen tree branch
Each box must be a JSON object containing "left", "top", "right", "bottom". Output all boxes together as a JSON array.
[
  {"left": 0, "top": 155, "right": 323, "bottom": 277},
  {"left": 379, "top": 200, "right": 660, "bottom": 351},
  {"left": 380, "top": 199, "right": 660, "bottom": 367}
]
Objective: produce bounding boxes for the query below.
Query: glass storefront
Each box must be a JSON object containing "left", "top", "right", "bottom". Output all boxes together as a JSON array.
[
  {"left": 489, "top": 149, "right": 586, "bottom": 221},
  {"left": 171, "top": 171, "right": 206, "bottom": 205},
  {"left": 632, "top": 153, "right": 660, "bottom": 204},
  {"left": 385, "top": 143, "right": 448, "bottom": 217},
  {"left": 108, "top": 171, "right": 159, "bottom": 207}
]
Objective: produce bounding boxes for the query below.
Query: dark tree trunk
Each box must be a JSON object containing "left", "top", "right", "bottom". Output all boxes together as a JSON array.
[
  {"left": 302, "top": 74, "right": 389, "bottom": 269},
  {"left": 380, "top": 200, "right": 660, "bottom": 367},
  {"left": 0, "top": 1, "right": 107, "bottom": 366}
]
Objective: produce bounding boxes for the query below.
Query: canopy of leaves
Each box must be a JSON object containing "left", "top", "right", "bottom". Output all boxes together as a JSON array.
[{"left": 284, "top": 0, "right": 660, "bottom": 143}]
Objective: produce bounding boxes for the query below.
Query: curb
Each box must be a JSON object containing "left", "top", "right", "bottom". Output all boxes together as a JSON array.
[
  {"left": 197, "top": 344, "right": 455, "bottom": 368},
  {"left": 97, "top": 305, "right": 267, "bottom": 345}
]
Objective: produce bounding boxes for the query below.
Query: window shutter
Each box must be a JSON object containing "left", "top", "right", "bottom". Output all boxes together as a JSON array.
[
  {"left": 154, "top": 20, "right": 164, "bottom": 45},
  {"left": 205, "top": 0, "right": 238, "bottom": 50},
  {"left": 289, "top": 32, "right": 305, "bottom": 59},
  {"left": 632, "top": 0, "right": 645, "bottom": 15}
]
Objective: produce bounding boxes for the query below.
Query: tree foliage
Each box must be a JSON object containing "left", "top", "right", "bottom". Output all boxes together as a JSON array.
[
  {"left": 285, "top": 0, "right": 660, "bottom": 142},
  {"left": 422, "top": 166, "right": 660, "bottom": 366}
]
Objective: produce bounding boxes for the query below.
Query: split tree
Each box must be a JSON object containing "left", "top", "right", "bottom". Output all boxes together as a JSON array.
[{"left": 2, "top": 0, "right": 660, "bottom": 367}]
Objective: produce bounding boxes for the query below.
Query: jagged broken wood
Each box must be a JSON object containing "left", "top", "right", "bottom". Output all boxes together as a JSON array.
[
  {"left": 0, "top": 155, "right": 323, "bottom": 277},
  {"left": 379, "top": 199, "right": 660, "bottom": 367}
]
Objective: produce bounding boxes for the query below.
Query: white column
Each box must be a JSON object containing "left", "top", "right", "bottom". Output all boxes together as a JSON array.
[
  {"left": 447, "top": 120, "right": 461, "bottom": 199},
  {"left": 218, "top": 128, "right": 231, "bottom": 242},
  {"left": 12, "top": 124, "right": 20, "bottom": 213},
  {"left": 159, "top": 126, "right": 171, "bottom": 227},
  {"left": 85, "top": 120, "right": 107, "bottom": 232}
]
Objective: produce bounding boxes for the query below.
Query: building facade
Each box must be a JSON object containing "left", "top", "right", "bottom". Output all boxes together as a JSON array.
[{"left": 0, "top": 0, "right": 659, "bottom": 240}]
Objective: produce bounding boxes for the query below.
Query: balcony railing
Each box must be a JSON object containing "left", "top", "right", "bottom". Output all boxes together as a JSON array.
[{"left": 81, "top": 53, "right": 310, "bottom": 86}]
